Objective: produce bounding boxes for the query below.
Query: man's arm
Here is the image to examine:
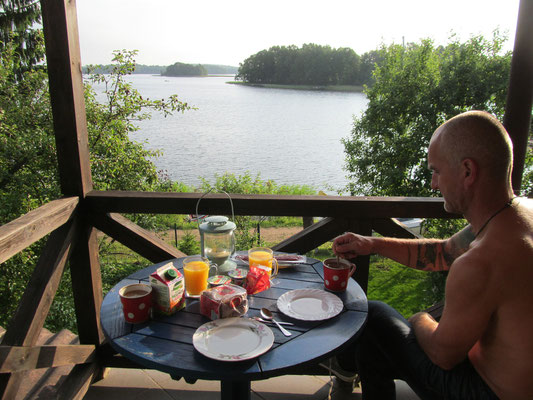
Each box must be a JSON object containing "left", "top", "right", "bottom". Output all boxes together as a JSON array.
[
  {"left": 333, "top": 224, "right": 475, "bottom": 272},
  {"left": 408, "top": 252, "right": 494, "bottom": 369}
]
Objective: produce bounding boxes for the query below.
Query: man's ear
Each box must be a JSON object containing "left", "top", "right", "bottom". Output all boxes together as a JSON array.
[{"left": 462, "top": 158, "right": 477, "bottom": 187}]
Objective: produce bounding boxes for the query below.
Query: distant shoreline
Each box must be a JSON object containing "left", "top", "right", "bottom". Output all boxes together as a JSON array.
[{"left": 227, "top": 81, "right": 364, "bottom": 93}]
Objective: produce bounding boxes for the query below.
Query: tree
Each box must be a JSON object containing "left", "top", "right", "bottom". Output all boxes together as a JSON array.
[
  {"left": 162, "top": 62, "right": 207, "bottom": 77},
  {"left": 343, "top": 33, "right": 512, "bottom": 197},
  {"left": 0, "top": 42, "right": 192, "bottom": 331},
  {"left": 342, "top": 32, "right": 514, "bottom": 306},
  {"left": 0, "top": 0, "right": 43, "bottom": 76},
  {"left": 236, "top": 44, "right": 365, "bottom": 86}
]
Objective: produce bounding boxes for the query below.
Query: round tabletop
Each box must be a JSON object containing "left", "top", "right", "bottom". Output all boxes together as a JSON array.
[{"left": 100, "top": 255, "right": 368, "bottom": 382}]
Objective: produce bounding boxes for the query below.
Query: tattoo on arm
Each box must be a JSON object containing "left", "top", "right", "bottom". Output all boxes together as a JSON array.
[{"left": 413, "top": 225, "right": 475, "bottom": 271}]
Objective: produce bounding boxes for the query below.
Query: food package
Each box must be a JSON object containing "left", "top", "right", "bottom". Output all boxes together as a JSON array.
[
  {"left": 244, "top": 264, "right": 271, "bottom": 295},
  {"left": 200, "top": 284, "right": 248, "bottom": 320},
  {"left": 149, "top": 263, "right": 185, "bottom": 315}
]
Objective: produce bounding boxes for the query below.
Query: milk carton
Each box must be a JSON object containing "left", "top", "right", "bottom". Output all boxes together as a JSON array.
[{"left": 149, "top": 263, "right": 185, "bottom": 315}]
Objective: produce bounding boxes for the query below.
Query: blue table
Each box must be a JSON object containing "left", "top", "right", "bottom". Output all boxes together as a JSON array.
[{"left": 100, "top": 255, "right": 367, "bottom": 399}]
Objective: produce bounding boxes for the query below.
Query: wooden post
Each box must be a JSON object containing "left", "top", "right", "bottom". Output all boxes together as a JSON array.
[
  {"left": 346, "top": 219, "right": 372, "bottom": 294},
  {"left": 504, "top": 0, "right": 533, "bottom": 194},
  {"left": 40, "top": 0, "right": 104, "bottom": 349}
]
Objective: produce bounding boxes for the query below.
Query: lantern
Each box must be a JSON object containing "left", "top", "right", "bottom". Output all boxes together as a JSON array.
[{"left": 196, "top": 192, "right": 237, "bottom": 275}]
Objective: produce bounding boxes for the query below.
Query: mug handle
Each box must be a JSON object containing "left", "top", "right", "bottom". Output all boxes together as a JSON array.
[
  {"left": 209, "top": 262, "right": 218, "bottom": 276},
  {"left": 348, "top": 263, "right": 356, "bottom": 278},
  {"left": 271, "top": 258, "right": 279, "bottom": 277}
]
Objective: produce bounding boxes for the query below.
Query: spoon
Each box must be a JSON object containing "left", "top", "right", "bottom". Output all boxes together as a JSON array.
[
  {"left": 252, "top": 316, "right": 294, "bottom": 326},
  {"left": 260, "top": 308, "right": 292, "bottom": 336}
]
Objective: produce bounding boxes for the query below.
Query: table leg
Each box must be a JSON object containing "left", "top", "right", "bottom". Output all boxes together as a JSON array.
[{"left": 220, "top": 380, "right": 251, "bottom": 400}]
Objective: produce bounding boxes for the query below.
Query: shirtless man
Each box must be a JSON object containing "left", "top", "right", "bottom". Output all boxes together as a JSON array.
[{"left": 333, "top": 111, "right": 533, "bottom": 399}]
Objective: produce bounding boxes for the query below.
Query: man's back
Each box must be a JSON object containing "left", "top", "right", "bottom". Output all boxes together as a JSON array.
[{"left": 467, "top": 197, "right": 533, "bottom": 399}]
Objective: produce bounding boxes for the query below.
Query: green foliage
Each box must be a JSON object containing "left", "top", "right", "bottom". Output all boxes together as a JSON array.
[
  {"left": 178, "top": 231, "right": 201, "bottom": 255},
  {"left": 199, "top": 172, "right": 316, "bottom": 250},
  {"left": 343, "top": 32, "right": 512, "bottom": 197},
  {"left": 237, "top": 44, "right": 377, "bottom": 86},
  {"left": 0, "top": 0, "right": 44, "bottom": 76},
  {"left": 162, "top": 62, "right": 207, "bottom": 77},
  {"left": 0, "top": 43, "right": 194, "bottom": 332}
]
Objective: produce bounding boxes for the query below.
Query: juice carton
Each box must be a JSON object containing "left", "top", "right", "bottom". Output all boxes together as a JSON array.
[{"left": 149, "top": 263, "right": 185, "bottom": 315}]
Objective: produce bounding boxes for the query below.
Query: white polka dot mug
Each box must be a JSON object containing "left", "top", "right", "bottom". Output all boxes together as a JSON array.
[
  {"left": 119, "top": 283, "right": 153, "bottom": 323},
  {"left": 323, "top": 258, "right": 356, "bottom": 292}
]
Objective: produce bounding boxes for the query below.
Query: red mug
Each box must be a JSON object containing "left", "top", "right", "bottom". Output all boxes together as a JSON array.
[
  {"left": 119, "top": 283, "right": 153, "bottom": 323},
  {"left": 323, "top": 258, "right": 356, "bottom": 292}
]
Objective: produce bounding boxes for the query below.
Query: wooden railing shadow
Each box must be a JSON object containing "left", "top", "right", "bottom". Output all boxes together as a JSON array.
[{"left": 0, "top": 191, "right": 457, "bottom": 398}]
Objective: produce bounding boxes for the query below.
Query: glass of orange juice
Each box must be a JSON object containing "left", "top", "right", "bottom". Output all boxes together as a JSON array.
[
  {"left": 248, "top": 247, "right": 278, "bottom": 277},
  {"left": 183, "top": 255, "right": 217, "bottom": 296}
]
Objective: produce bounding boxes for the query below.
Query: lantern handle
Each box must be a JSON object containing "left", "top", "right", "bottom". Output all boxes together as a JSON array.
[{"left": 195, "top": 189, "right": 235, "bottom": 229}]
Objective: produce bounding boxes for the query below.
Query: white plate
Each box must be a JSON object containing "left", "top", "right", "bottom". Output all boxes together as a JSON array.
[
  {"left": 193, "top": 317, "right": 274, "bottom": 361},
  {"left": 277, "top": 289, "right": 343, "bottom": 321}
]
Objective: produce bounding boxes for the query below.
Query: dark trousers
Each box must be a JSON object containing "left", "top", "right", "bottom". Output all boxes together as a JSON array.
[{"left": 339, "top": 301, "right": 498, "bottom": 400}]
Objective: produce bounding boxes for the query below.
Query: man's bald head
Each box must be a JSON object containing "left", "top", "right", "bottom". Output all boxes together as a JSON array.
[{"left": 431, "top": 111, "right": 513, "bottom": 183}]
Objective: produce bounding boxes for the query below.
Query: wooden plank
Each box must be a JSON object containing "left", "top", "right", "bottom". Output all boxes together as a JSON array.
[
  {"left": 1, "top": 219, "right": 78, "bottom": 347},
  {"left": 372, "top": 218, "right": 421, "bottom": 239},
  {"left": 85, "top": 190, "right": 458, "bottom": 219},
  {"left": 56, "top": 362, "right": 102, "bottom": 400},
  {"left": 273, "top": 217, "right": 354, "bottom": 253},
  {"left": 0, "top": 344, "right": 95, "bottom": 373},
  {"left": 41, "top": 0, "right": 93, "bottom": 196},
  {"left": 92, "top": 213, "right": 185, "bottom": 263},
  {"left": 69, "top": 224, "right": 104, "bottom": 346},
  {"left": 504, "top": 0, "right": 533, "bottom": 192},
  {"left": 0, "top": 197, "right": 78, "bottom": 264},
  {"left": 348, "top": 219, "right": 372, "bottom": 294}
]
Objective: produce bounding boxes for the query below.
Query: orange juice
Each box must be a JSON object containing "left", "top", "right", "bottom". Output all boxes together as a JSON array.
[
  {"left": 249, "top": 250, "right": 274, "bottom": 276},
  {"left": 184, "top": 260, "right": 209, "bottom": 295}
]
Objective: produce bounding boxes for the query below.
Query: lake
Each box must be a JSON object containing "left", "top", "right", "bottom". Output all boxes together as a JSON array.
[{"left": 105, "top": 75, "right": 368, "bottom": 194}]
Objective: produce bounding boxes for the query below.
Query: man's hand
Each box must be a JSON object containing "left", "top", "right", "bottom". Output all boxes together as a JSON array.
[{"left": 333, "top": 233, "right": 374, "bottom": 259}]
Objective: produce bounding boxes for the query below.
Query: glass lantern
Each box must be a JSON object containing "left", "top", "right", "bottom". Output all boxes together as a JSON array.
[
  {"left": 195, "top": 190, "right": 237, "bottom": 275},
  {"left": 199, "top": 216, "right": 237, "bottom": 275}
]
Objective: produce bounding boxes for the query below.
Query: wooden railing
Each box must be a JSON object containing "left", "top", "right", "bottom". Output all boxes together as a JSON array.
[{"left": 0, "top": 191, "right": 457, "bottom": 398}]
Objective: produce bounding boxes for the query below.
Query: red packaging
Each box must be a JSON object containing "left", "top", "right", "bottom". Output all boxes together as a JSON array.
[
  {"left": 244, "top": 264, "right": 271, "bottom": 295},
  {"left": 200, "top": 284, "right": 248, "bottom": 320}
]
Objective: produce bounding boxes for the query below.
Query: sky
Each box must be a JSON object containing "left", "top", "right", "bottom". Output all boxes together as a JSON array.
[{"left": 76, "top": 0, "right": 520, "bottom": 67}]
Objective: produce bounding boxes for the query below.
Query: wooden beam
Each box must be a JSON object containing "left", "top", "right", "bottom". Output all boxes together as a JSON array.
[
  {"left": 273, "top": 217, "right": 353, "bottom": 253},
  {"left": 92, "top": 213, "right": 186, "bottom": 263},
  {"left": 0, "top": 218, "right": 78, "bottom": 398},
  {"left": 349, "top": 219, "right": 373, "bottom": 294},
  {"left": 41, "top": 0, "right": 93, "bottom": 197},
  {"left": 504, "top": 0, "right": 533, "bottom": 193},
  {"left": 372, "top": 218, "right": 422, "bottom": 239},
  {"left": 0, "top": 197, "right": 78, "bottom": 264},
  {"left": 1, "top": 218, "right": 78, "bottom": 347},
  {"left": 85, "top": 190, "right": 457, "bottom": 219},
  {"left": 0, "top": 345, "right": 95, "bottom": 373},
  {"left": 69, "top": 223, "right": 104, "bottom": 346}
]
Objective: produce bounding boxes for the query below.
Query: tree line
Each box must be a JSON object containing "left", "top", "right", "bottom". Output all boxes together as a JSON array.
[
  {"left": 82, "top": 63, "right": 239, "bottom": 76},
  {"left": 236, "top": 43, "right": 381, "bottom": 86}
]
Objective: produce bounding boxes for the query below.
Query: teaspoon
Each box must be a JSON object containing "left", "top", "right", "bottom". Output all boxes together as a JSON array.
[{"left": 260, "top": 308, "right": 292, "bottom": 336}]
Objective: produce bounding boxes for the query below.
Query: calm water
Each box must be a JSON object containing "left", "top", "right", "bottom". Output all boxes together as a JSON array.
[{"left": 105, "top": 75, "right": 368, "bottom": 193}]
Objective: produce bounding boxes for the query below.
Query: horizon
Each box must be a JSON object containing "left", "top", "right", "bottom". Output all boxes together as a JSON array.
[{"left": 76, "top": 0, "right": 519, "bottom": 67}]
